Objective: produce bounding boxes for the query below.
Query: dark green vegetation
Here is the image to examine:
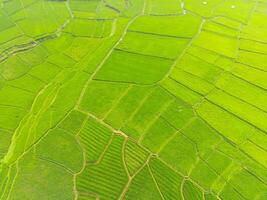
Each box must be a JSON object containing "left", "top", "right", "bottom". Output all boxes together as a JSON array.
[{"left": 0, "top": 0, "right": 267, "bottom": 199}]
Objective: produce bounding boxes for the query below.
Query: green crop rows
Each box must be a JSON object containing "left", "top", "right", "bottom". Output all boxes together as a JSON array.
[{"left": 0, "top": 0, "right": 266, "bottom": 199}]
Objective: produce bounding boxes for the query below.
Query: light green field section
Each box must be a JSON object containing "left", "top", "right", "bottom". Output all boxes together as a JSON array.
[
  {"left": 8, "top": 151, "right": 74, "bottom": 200},
  {"left": 0, "top": 0, "right": 267, "bottom": 200},
  {"left": 35, "top": 128, "right": 84, "bottom": 173},
  {"left": 145, "top": 0, "right": 183, "bottom": 15},
  {"left": 95, "top": 49, "right": 174, "bottom": 84}
]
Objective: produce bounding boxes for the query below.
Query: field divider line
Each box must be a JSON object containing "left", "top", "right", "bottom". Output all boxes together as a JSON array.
[
  {"left": 205, "top": 98, "right": 267, "bottom": 135},
  {"left": 77, "top": 109, "right": 129, "bottom": 138},
  {"left": 170, "top": 64, "right": 267, "bottom": 115},
  {"left": 157, "top": 117, "right": 196, "bottom": 153},
  {"left": 246, "top": 139, "right": 267, "bottom": 153},
  {"left": 159, "top": 18, "right": 206, "bottom": 85},
  {"left": 127, "top": 29, "right": 192, "bottom": 40},
  {"left": 235, "top": 61, "right": 267, "bottom": 73},
  {"left": 0, "top": 165, "right": 12, "bottom": 199},
  {"left": 114, "top": 47, "right": 175, "bottom": 61},
  {"left": 122, "top": 137, "right": 131, "bottom": 178},
  {"left": 156, "top": 156, "right": 207, "bottom": 194},
  {"left": 180, "top": 178, "right": 186, "bottom": 200},
  {"left": 24, "top": 85, "right": 61, "bottom": 155},
  {"left": 147, "top": 163, "right": 166, "bottom": 200},
  {"left": 138, "top": 99, "right": 174, "bottom": 144},
  {"left": 170, "top": 72, "right": 267, "bottom": 133},
  {"left": 0, "top": 70, "right": 64, "bottom": 164},
  {"left": 0, "top": 107, "right": 74, "bottom": 182},
  {"left": 204, "top": 140, "right": 267, "bottom": 191},
  {"left": 191, "top": 0, "right": 265, "bottom": 139},
  {"left": 80, "top": 111, "right": 216, "bottom": 198},
  {"left": 73, "top": 116, "right": 90, "bottom": 200},
  {"left": 94, "top": 134, "right": 115, "bottom": 166},
  {"left": 157, "top": 84, "right": 198, "bottom": 111},
  {"left": 117, "top": 86, "right": 156, "bottom": 130},
  {"left": 0, "top": 2, "right": 71, "bottom": 63},
  {"left": 102, "top": 84, "right": 133, "bottom": 121},
  {"left": 187, "top": 157, "right": 200, "bottom": 180},
  {"left": 118, "top": 154, "right": 152, "bottom": 200},
  {"left": 74, "top": 9, "right": 147, "bottom": 111},
  {"left": 4, "top": 162, "right": 19, "bottom": 200},
  {"left": 37, "top": 156, "right": 74, "bottom": 174},
  {"left": 110, "top": 18, "right": 118, "bottom": 37}
]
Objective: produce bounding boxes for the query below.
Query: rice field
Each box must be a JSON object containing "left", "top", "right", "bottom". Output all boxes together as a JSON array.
[{"left": 0, "top": 0, "right": 266, "bottom": 199}]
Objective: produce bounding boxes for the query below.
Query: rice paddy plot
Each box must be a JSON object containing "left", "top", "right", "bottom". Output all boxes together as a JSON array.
[
  {"left": 0, "top": 0, "right": 266, "bottom": 199},
  {"left": 95, "top": 50, "right": 173, "bottom": 84}
]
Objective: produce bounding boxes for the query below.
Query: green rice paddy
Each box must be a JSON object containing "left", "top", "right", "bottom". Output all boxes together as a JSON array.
[{"left": 0, "top": 0, "right": 266, "bottom": 199}]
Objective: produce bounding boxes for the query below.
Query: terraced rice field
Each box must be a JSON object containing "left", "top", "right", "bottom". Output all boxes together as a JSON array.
[{"left": 0, "top": 0, "right": 266, "bottom": 199}]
